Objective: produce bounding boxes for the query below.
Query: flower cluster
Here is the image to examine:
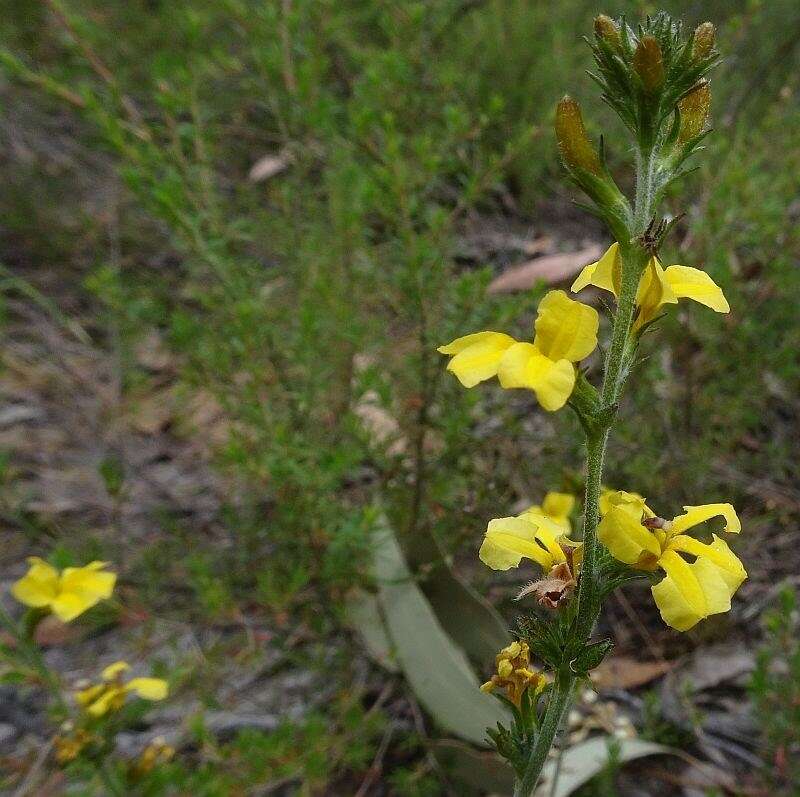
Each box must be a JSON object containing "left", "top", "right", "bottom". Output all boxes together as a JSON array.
[
  {"left": 598, "top": 491, "right": 746, "bottom": 630},
  {"left": 11, "top": 558, "right": 116, "bottom": 622},
  {"left": 480, "top": 641, "right": 546, "bottom": 707},
  {"left": 75, "top": 661, "right": 168, "bottom": 717}
]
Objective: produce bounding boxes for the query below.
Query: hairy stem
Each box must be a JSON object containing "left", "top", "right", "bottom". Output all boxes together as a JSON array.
[{"left": 512, "top": 141, "right": 658, "bottom": 795}]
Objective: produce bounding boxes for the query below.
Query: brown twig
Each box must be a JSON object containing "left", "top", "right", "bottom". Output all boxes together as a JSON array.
[{"left": 353, "top": 723, "right": 396, "bottom": 797}]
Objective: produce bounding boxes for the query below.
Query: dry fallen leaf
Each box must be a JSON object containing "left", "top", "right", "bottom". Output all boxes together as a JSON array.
[
  {"left": 591, "top": 656, "right": 673, "bottom": 690},
  {"left": 487, "top": 244, "right": 603, "bottom": 294},
  {"left": 34, "top": 615, "right": 79, "bottom": 647},
  {"left": 248, "top": 150, "right": 293, "bottom": 182}
]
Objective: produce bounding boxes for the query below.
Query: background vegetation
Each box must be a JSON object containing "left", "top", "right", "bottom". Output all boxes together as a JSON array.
[{"left": 1, "top": 0, "right": 798, "bottom": 794}]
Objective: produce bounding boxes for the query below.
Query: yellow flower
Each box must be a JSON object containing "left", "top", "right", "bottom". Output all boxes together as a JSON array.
[
  {"left": 133, "top": 736, "right": 175, "bottom": 775},
  {"left": 479, "top": 509, "right": 570, "bottom": 572},
  {"left": 438, "top": 290, "right": 599, "bottom": 411},
  {"left": 598, "top": 490, "right": 746, "bottom": 631},
  {"left": 479, "top": 640, "right": 547, "bottom": 706},
  {"left": 522, "top": 491, "right": 576, "bottom": 535},
  {"left": 76, "top": 661, "right": 168, "bottom": 717},
  {"left": 11, "top": 558, "right": 116, "bottom": 622},
  {"left": 572, "top": 242, "right": 729, "bottom": 330}
]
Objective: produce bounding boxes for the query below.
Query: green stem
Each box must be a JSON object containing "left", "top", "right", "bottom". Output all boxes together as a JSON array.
[{"left": 512, "top": 141, "right": 659, "bottom": 796}]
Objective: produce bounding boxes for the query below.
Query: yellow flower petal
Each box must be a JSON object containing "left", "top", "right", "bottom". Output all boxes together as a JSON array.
[
  {"left": 479, "top": 516, "right": 554, "bottom": 571},
  {"left": 634, "top": 257, "right": 678, "bottom": 328},
  {"left": 651, "top": 571, "right": 704, "bottom": 631},
  {"left": 541, "top": 492, "right": 575, "bottom": 523},
  {"left": 437, "top": 331, "right": 515, "bottom": 388},
  {"left": 690, "top": 557, "right": 735, "bottom": 616},
  {"left": 126, "top": 677, "right": 168, "bottom": 701},
  {"left": 11, "top": 558, "right": 60, "bottom": 609},
  {"left": 533, "top": 290, "right": 599, "bottom": 363},
  {"left": 571, "top": 242, "right": 620, "bottom": 295},
  {"left": 518, "top": 511, "right": 569, "bottom": 563},
  {"left": 669, "top": 534, "right": 747, "bottom": 593},
  {"left": 102, "top": 661, "right": 131, "bottom": 681},
  {"left": 597, "top": 496, "right": 661, "bottom": 566},
  {"left": 598, "top": 489, "right": 653, "bottom": 518},
  {"left": 75, "top": 684, "right": 105, "bottom": 707},
  {"left": 670, "top": 503, "right": 740, "bottom": 535},
  {"left": 86, "top": 686, "right": 124, "bottom": 717},
  {"left": 663, "top": 265, "right": 729, "bottom": 313},
  {"left": 497, "top": 343, "right": 575, "bottom": 411},
  {"left": 657, "top": 549, "right": 707, "bottom": 618},
  {"left": 51, "top": 562, "right": 116, "bottom": 622}
]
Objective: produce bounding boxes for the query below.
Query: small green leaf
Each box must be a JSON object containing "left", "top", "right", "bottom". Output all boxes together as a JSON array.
[{"left": 571, "top": 639, "right": 614, "bottom": 675}]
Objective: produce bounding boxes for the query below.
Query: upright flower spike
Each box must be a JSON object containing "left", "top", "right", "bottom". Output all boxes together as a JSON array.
[
  {"left": 571, "top": 242, "right": 729, "bottom": 330},
  {"left": 598, "top": 491, "right": 746, "bottom": 631},
  {"left": 76, "top": 661, "right": 168, "bottom": 717},
  {"left": 438, "top": 290, "right": 598, "bottom": 411},
  {"left": 11, "top": 558, "right": 116, "bottom": 622}
]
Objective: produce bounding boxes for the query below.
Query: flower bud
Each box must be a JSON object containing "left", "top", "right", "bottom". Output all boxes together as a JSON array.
[
  {"left": 691, "top": 22, "right": 715, "bottom": 62},
  {"left": 633, "top": 35, "right": 665, "bottom": 92},
  {"left": 555, "top": 96, "right": 601, "bottom": 175},
  {"left": 677, "top": 81, "right": 711, "bottom": 145},
  {"left": 593, "top": 14, "right": 621, "bottom": 49}
]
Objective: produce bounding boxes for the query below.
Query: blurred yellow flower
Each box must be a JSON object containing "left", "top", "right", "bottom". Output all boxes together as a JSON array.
[
  {"left": 598, "top": 490, "right": 746, "bottom": 631},
  {"left": 76, "top": 661, "right": 168, "bottom": 717},
  {"left": 480, "top": 641, "right": 547, "bottom": 706},
  {"left": 521, "top": 491, "right": 576, "bottom": 535},
  {"left": 572, "top": 242, "right": 729, "bottom": 330},
  {"left": 11, "top": 558, "right": 116, "bottom": 622},
  {"left": 438, "top": 290, "right": 598, "bottom": 411}
]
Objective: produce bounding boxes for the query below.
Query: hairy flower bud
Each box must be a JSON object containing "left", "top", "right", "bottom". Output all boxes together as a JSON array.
[
  {"left": 692, "top": 22, "right": 716, "bottom": 62},
  {"left": 633, "top": 35, "right": 665, "bottom": 92},
  {"left": 594, "top": 14, "right": 621, "bottom": 49},
  {"left": 555, "top": 96, "right": 601, "bottom": 175},
  {"left": 677, "top": 80, "right": 711, "bottom": 145}
]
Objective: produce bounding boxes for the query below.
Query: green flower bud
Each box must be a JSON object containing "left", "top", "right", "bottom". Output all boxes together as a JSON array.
[
  {"left": 555, "top": 96, "right": 601, "bottom": 175},
  {"left": 633, "top": 36, "right": 665, "bottom": 92},
  {"left": 678, "top": 81, "right": 711, "bottom": 145},
  {"left": 692, "top": 22, "right": 716, "bottom": 62}
]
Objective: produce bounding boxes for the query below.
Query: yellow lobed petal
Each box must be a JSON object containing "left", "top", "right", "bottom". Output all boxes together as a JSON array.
[
  {"left": 497, "top": 343, "right": 575, "bottom": 411},
  {"left": 634, "top": 257, "right": 678, "bottom": 329},
  {"left": 52, "top": 563, "right": 116, "bottom": 622},
  {"left": 11, "top": 557, "right": 60, "bottom": 609},
  {"left": 663, "top": 265, "right": 729, "bottom": 313},
  {"left": 126, "top": 677, "right": 168, "bottom": 701},
  {"left": 571, "top": 242, "right": 620, "bottom": 295},
  {"left": 541, "top": 491, "right": 575, "bottom": 523},
  {"left": 102, "top": 661, "right": 131, "bottom": 681},
  {"left": 517, "top": 510, "right": 568, "bottom": 563},
  {"left": 75, "top": 684, "right": 105, "bottom": 707},
  {"left": 651, "top": 571, "right": 705, "bottom": 631},
  {"left": 653, "top": 551, "right": 708, "bottom": 631},
  {"left": 479, "top": 516, "right": 556, "bottom": 571},
  {"left": 670, "top": 503, "right": 740, "bottom": 535},
  {"left": 437, "top": 331, "right": 515, "bottom": 388},
  {"left": 533, "top": 290, "right": 599, "bottom": 363},
  {"left": 597, "top": 496, "right": 661, "bottom": 566},
  {"left": 85, "top": 686, "right": 125, "bottom": 717},
  {"left": 598, "top": 489, "right": 653, "bottom": 518},
  {"left": 669, "top": 534, "right": 747, "bottom": 593}
]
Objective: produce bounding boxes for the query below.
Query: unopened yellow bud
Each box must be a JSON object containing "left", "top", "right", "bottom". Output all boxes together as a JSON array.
[
  {"left": 555, "top": 96, "right": 601, "bottom": 175},
  {"left": 479, "top": 680, "right": 495, "bottom": 694},
  {"left": 677, "top": 81, "right": 711, "bottom": 145},
  {"left": 633, "top": 36, "right": 665, "bottom": 92},
  {"left": 497, "top": 659, "right": 513, "bottom": 678},
  {"left": 692, "top": 22, "right": 715, "bottom": 62},
  {"left": 594, "top": 15, "right": 621, "bottom": 48}
]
